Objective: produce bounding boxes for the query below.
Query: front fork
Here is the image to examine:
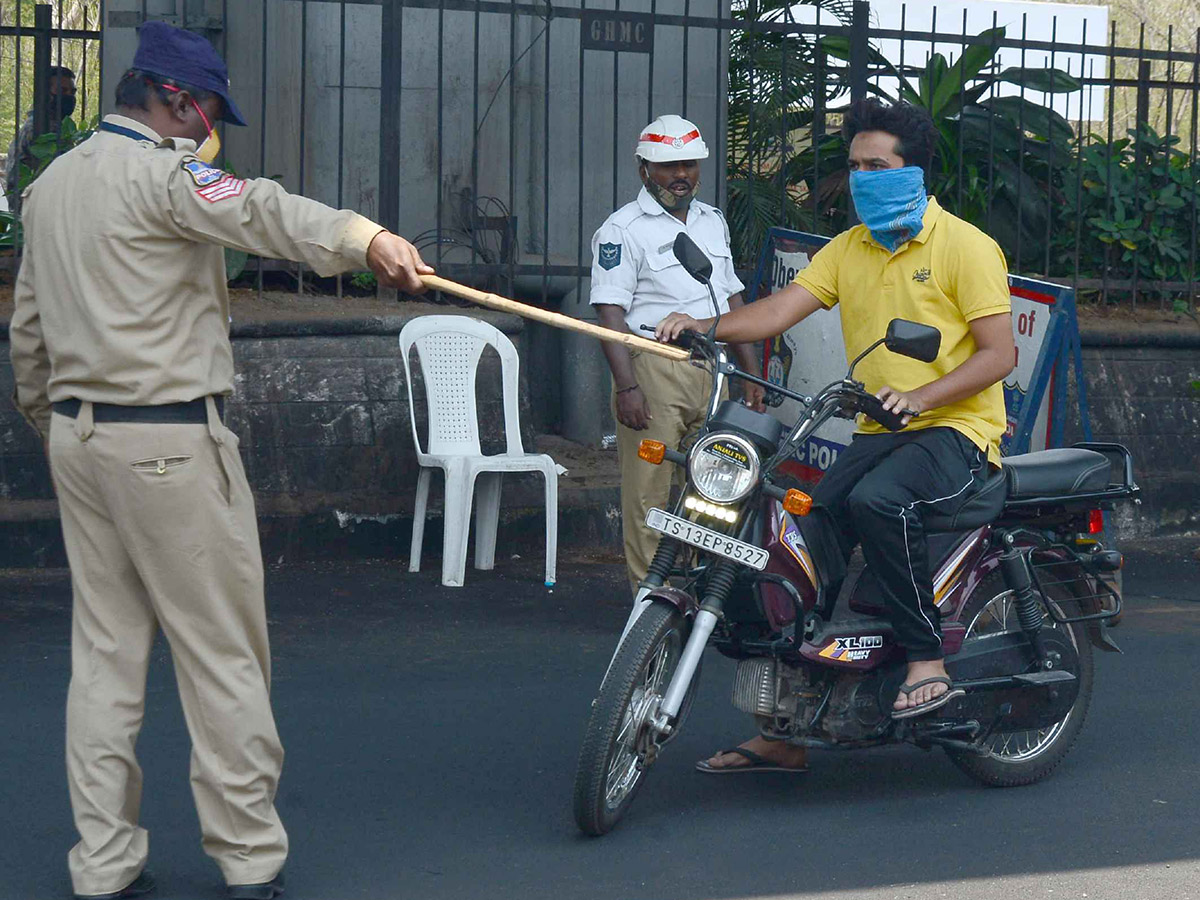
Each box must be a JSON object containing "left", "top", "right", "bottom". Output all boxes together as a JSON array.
[
  {"left": 612, "top": 538, "right": 680, "bottom": 653},
  {"left": 658, "top": 560, "right": 738, "bottom": 720},
  {"left": 606, "top": 537, "right": 736, "bottom": 739}
]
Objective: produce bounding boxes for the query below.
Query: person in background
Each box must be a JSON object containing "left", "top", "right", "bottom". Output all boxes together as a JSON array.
[
  {"left": 10, "top": 22, "right": 432, "bottom": 900},
  {"left": 590, "top": 114, "right": 765, "bottom": 593},
  {"left": 4, "top": 64, "right": 77, "bottom": 212}
]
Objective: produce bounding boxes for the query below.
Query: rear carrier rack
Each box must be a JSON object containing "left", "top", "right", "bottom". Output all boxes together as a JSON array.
[
  {"left": 1002, "top": 442, "right": 1140, "bottom": 510},
  {"left": 1029, "top": 544, "right": 1122, "bottom": 625}
]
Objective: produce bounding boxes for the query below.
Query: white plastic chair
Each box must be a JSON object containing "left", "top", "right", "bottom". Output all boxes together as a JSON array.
[{"left": 400, "top": 316, "right": 561, "bottom": 588}]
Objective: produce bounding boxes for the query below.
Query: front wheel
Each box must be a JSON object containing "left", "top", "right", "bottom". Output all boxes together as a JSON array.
[
  {"left": 946, "top": 570, "right": 1094, "bottom": 787},
  {"left": 573, "top": 603, "right": 692, "bottom": 836}
]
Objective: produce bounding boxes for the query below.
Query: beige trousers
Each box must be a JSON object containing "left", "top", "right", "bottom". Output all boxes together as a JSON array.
[
  {"left": 49, "top": 399, "right": 287, "bottom": 895},
  {"left": 613, "top": 350, "right": 719, "bottom": 590}
]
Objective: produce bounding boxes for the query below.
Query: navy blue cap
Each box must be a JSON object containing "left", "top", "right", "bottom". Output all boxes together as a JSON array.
[{"left": 132, "top": 21, "right": 246, "bottom": 126}]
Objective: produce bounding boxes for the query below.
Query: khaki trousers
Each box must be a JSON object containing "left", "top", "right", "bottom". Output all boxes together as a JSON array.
[
  {"left": 49, "top": 399, "right": 287, "bottom": 895},
  {"left": 613, "top": 350, "right": 720, "bottom": 590}
]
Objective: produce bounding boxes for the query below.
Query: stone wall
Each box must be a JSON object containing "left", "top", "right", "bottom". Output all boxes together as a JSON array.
[
  {"left": 0, "top": 310, "right": 561, "bottom": 564},
  {"left": 1065, "top": 327, "right": 1200, "bottom": 538},
  {"left": 2, "top": 317, "right": 1198, "bottom": 566}
]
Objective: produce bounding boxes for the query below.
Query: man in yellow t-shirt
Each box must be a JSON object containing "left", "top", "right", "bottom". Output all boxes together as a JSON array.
[{"left": 657, "top": 98, "right": 1015, "bottom": 771}]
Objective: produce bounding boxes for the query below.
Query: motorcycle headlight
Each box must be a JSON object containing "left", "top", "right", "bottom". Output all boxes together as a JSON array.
[{"left": 689, "top": 433, "right": 760, "bottom": 504}]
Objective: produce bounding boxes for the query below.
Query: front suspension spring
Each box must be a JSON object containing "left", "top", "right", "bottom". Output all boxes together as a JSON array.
[{"left": 700, "top": 560, "right": 739, "bottom": 610}]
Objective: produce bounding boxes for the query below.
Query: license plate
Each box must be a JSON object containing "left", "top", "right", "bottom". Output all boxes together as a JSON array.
[{"left": 645, "top": 508, "right": 769, "bottom": 571}]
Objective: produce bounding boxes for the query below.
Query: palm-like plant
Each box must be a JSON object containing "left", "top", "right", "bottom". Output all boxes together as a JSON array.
[
  {"left": 808, "top": 26, "right": 1081, "bottom": 263},
  {"left": 725, "top": 0, "right": 855, "bottom": 264}
]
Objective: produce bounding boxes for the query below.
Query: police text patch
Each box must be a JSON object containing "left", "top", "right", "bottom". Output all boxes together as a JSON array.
[
  {"left": 182, "top": 159, "right": 225, "bottom": 187},
  {"left": 598, "top": 242, "right": 622, "bottom": 270}
]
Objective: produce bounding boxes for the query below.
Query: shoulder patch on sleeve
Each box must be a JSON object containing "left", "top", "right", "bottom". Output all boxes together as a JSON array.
[
  {"left": 598, "top": 242, "right": 622, "bottom": 270},
  {"left": 196, "top": 176, "right": 246, "bottom": 203},
  {"left": 181, "top": 158, "right": 226, "bottom": 187}
]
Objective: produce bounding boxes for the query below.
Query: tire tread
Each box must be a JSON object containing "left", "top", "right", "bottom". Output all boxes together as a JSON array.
[{"left": 572, "top": 604, "right": 683, "bottom": 836}]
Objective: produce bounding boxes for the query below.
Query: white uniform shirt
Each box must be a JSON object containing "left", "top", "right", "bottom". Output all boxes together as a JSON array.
[{"left": 589, "top": 187, "right": 745, "bottom": 335}]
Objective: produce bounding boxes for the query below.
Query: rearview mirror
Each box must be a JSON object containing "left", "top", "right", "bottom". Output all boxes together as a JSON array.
[
  {"left": 885, "top": 319, "right": 941, "bottom": 363},
  {"left": 672, "top": 233, "right": 713, "bottom": 285}
]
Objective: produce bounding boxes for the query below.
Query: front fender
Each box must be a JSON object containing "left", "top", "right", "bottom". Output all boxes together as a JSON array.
[{"left": 644, "top": 586, "right": 700, "bottom": 618}]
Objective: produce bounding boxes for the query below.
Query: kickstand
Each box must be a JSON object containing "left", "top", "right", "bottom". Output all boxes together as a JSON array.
[{"left": 970, "top": 702, "right": 1013, "bottom": 755}]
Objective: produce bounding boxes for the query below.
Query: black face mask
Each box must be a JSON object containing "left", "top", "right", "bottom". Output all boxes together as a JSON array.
[{"left": 51, "top": 93, "right": 76, "bottom": 120}]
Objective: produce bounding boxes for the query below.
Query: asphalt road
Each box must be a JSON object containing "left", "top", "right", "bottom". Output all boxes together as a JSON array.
[{"left": 2, "top": 542, "right": 1198, "bottom": 900}]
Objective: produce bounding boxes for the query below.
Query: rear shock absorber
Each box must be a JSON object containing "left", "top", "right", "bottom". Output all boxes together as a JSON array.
[{"left": 997, "top": 532, "right": 1052, "bottom": 667}]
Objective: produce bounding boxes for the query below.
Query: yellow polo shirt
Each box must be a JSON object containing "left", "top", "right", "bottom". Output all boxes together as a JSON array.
[{"left": 794, "top": 197, "right": 1011, "bottom": 465}]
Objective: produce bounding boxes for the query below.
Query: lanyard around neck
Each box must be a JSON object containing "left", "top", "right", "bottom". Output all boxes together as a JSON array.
[{"left": 99, "top": 121, "right": 157, "bottom": 143}]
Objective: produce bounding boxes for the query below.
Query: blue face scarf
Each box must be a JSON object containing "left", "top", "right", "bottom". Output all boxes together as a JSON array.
[{"left": 848, "top": 166, "right": 929, "bottom": 253}]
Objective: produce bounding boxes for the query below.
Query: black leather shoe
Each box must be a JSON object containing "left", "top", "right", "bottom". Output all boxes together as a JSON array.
[
  {"left": 227, "top": 871, "right": 284, "bottom": 899},
  {"left": 74, "top": 869, "right": 155, "bottom": 900}
]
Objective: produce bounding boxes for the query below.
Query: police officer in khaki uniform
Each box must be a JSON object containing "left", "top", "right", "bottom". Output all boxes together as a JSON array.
[
  {"left": 590, "top": 115, "right": 764, "bottom": 594},
  {"left": 9, "top": 22, "right": 432, "bottom": 900}
]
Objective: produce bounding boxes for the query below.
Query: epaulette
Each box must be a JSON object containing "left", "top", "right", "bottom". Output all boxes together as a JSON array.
[{"left": 607, "top": 199, "right": 646, "bottom": 230}]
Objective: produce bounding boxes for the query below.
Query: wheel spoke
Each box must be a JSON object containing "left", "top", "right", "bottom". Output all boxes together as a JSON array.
[{"left": 966, "top": 588, "right": 1078, "bottom": 765}]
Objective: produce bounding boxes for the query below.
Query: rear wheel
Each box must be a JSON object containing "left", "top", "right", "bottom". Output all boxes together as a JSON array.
[
  {"left": 572, "top": 603, "right": 692, "bottom": 836},
  {"left": 946, "top": 570, "right": 1094, "bottom": 787}
]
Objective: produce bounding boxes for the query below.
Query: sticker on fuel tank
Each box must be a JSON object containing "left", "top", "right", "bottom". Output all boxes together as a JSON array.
[
  {"left": 819, "top": 635, "right": 884, "bottom": 662},
  {"left": 704, "top": 441, "right": 750, "bottom": 469}
]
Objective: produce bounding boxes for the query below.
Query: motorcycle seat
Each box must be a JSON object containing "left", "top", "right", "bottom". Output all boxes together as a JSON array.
[
  {"left": 1002, "top": 448, "right": 1111, "bottom": 500},
  {"left": 923, "top": 467, "right": 1008, "bottom": 534}
]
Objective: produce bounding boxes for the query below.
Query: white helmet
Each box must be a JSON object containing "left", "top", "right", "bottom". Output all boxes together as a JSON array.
[{"left": 634, "top": 114, "right": 710, "bottom": 163}]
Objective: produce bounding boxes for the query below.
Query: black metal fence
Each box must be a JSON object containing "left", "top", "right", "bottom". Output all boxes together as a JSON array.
[
  {"left": 4, "top": 1, "right": 1199, "bottom": 312},
  {"left": 1, "top": 1, "right": 103, "bottom": 197}
]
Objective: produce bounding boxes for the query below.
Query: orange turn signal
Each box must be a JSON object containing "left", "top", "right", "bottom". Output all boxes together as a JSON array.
[
  {"left": 783, "top": 489, "right": 813, "bottom": 516},
  {"left": 638, "top": 440, "right": 667, "bottom": 465}
]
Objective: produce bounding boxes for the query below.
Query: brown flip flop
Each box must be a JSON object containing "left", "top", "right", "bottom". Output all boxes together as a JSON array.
[
  {"left": 891, "top": 676, "right": 966, "bottom": 720},
  {"left": 695, "top": 746, "right": 810, "bottom": 775}
]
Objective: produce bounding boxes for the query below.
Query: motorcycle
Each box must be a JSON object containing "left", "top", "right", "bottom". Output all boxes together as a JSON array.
[{"left": 572, "top": 235, "right": 1140, "bottom": 836}]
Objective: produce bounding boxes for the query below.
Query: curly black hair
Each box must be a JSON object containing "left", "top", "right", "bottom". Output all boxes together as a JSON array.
[{"left": 842, "top": 98, "right": 938, "bottom": 181}]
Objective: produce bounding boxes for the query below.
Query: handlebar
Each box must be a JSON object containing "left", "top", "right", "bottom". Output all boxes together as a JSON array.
[{"left": 636, "top": 324, "right": 914, "bottom": 431}]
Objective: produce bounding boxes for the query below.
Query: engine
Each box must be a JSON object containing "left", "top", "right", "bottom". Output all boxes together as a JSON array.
[{"left": 731, "top": 658, "right": 892, "bottom": 743}]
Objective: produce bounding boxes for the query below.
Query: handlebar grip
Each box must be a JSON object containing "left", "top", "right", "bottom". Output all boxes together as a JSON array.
[
  {"left": 637, "top": 324, "right": 699, "bottom": 350},
  {"left": 673, "top": 329, "right": 699, "bottom": 350},
  {"left": 853, "top": 392, "right": 912, "bottom": 432}
]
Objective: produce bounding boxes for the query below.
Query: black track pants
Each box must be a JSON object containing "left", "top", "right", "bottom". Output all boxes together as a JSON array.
[{"left": 809, "top": 427, "right": 987, "bottom": 662}]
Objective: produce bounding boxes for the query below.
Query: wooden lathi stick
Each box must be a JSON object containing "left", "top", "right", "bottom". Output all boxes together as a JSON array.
[{"left": 419, "top": 274, "right": 691, "bottom": 362}]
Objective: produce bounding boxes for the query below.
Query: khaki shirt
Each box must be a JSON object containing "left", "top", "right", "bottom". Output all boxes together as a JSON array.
[{"left": 10, "top": 114, "right": 385, "bottom": 437}]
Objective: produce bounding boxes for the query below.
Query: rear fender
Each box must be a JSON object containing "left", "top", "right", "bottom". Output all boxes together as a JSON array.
[{"left": 957, "top": 544, "right": 1120, "bottom": 654}]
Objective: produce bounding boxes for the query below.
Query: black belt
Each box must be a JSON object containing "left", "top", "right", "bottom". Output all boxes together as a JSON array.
[{"left": 52, "top": 396, "right": 224, "bottom": 424}]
